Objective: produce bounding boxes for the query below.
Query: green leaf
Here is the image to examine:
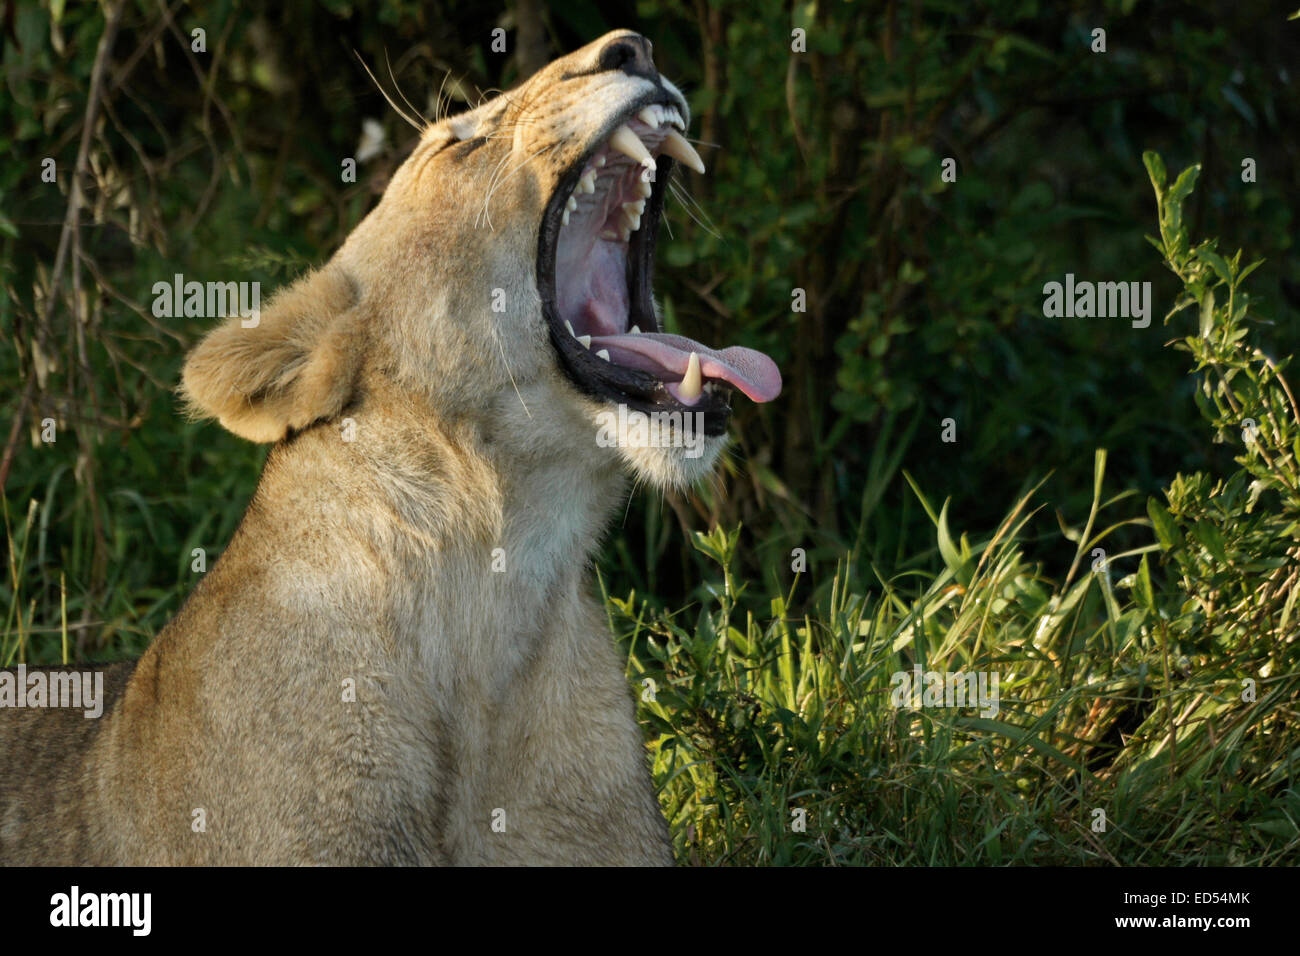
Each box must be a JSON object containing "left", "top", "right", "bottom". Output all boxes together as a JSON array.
[
  {"left": 1134, "top": 554, "right": 1155, "bottom": 609},
  {"left": 1168, "top": 164, "right": 1201, "bottom": 206},
  {"left": 1147, "top": 497, "right": 1181, "bottom": 550},
  {"left": 1142, "top": 151, "right": 1167, "bottom": 195},
  {"left": 1195, "top": 247, "right": 1232, "bottom": 286},
  {"left": 960, "top": 717, "right": 1096, "bottom": 779},
  {"left": 1237, "top": 258, "right": 1265, "bottom": 285},
  {"left": 936, "top": 500, "right": 972, "bottom": 585},
  {"left": 1200, "top": 289, "right": 1215, "bottom": 338},
  {"left": 1193, "top": 520, "right": 1229, "bottom": 565}
]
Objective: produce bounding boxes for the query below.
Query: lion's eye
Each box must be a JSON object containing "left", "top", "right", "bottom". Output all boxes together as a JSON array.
[{"left": 452, "top": 136, "right": 487, "bottom": 157}]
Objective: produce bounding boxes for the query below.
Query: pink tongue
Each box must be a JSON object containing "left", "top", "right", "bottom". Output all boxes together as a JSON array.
[{"left": 587, "top": 332, "right": 782, "bottom": 403}]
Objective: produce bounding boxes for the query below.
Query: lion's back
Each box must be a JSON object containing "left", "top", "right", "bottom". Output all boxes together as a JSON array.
[{"left": 0, "top": 662, "right": 135, "bottom": 864}]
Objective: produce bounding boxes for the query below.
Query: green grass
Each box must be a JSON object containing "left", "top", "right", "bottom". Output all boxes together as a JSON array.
[{"left": 607, "top": 471, "right": 1296, "bottom": 865}]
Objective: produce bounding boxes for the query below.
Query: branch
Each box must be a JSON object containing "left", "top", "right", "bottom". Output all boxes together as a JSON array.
[{"left": 0, "top": 0, "right": 126, "bottom": 492}]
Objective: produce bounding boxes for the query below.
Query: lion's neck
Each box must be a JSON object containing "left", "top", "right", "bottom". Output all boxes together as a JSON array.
[{"left": 240, "top": 387, "right": 627, "bottom": 668}]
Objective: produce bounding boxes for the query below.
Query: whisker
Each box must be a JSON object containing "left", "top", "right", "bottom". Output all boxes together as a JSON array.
[
  {"left": 478, "top": 142, "right": 559, "bottom": 230},
  {"left": 486, "top": 317, "right": 532, "bottom": 420},
  {"left": 480, "top": 144, "right": 535, "bottom": 227},
  {"left": 432, "top": 69, "right": 455, "bottom": 124},
  {"left": 669, "top": 177, "right": 717, "bottom": 226},
  {"left": 668, "top": 181, "right": 721, "bottom": 240},
  {"left": 476, "top": 122, "right": 550, "bottom": 226},
  {"left": 674, "top": 181, "right": 722, "bottom": 238},
  {"left": 477, "top": 149, "right": 520, "bottom": 228},
  {"left": 354, "top": 51, "right": 424, "bottom": 132},
  {"left": 622, "top": 475, "right": 643, "bottom": 528},
  {"left": 385, "top": 48, "right": 428, "bottom": 129}
]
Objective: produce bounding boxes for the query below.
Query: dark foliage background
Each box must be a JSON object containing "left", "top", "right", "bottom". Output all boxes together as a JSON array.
[{"left": 5, "top": 0, "right": 1297, "bottom": 648}]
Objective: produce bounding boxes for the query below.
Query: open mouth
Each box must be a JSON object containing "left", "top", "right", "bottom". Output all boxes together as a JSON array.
[{"left": 537, "top": 100, "right": 781, "bottom": 437}]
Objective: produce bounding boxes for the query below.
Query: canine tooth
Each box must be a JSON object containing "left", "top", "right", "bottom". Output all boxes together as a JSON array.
[
  {"left": 566, "top": 196, "right": 578, "bottom": 212},
  {"left": 679, "top": 351, "right": 702, "bottom": 400},
  {"left": 610, "top": 124, "right": 655, "bottom": 170},
  {"left": 577, "top": 334, "right": 591, "bottom": 348},
  {"left": 638, "top": 106, "right": 659, "bottom": 127},
  {"left": 661, "top": 129, "right": 705, "bottom": 174},
  {"left": 630, "top": 325, "right": 641, "bottom": 334},
  {"left": 561, "top": 209, "right": 570, "bottom": 226},
  {"left": 596, "top": 349, "right": 611, "bottom": 361},
  {"left": 564, "top": 320, "right": 575, "bottom": 336}
]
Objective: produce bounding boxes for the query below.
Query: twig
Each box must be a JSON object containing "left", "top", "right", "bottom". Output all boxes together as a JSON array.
[{"left": 0, "top": 0, "right": 126, "bottom": 492}]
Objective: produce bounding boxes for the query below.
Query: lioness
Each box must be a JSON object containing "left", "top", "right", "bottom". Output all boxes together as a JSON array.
[{"left": 0, "top": 31, "right": 779, "bottom": 865}]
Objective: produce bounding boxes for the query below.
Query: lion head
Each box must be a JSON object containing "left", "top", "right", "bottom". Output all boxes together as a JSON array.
[{"left": 181, "top": 31, "right": 780, "bottom": 491}]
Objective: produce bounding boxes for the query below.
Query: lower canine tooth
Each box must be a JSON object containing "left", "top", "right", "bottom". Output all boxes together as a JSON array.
[
  {"left": 679, "top": 351, "right": 703, "bottom": 400},
  {"left": 661, "top": 129, "right": 705, "bottom": 174}
]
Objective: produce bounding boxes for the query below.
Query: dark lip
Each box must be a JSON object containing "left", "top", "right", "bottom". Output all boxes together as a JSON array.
[{"left": 536, "top": 96, "right": 732, "bottom": 438}]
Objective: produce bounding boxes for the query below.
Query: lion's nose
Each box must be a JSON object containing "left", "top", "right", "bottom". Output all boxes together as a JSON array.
[{"left": 597, "top": 32, "right": 657, "bottom": 80}]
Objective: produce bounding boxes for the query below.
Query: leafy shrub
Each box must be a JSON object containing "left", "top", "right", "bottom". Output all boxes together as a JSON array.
[{"left": 612, "top": 155, "right": 1299, "bottom": 865}]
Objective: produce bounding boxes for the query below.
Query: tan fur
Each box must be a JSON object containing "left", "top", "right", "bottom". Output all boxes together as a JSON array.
[
  {"left": 181, "top": 267, "right": 363, "bottom": 443},
  {"left": 0, "top": 32, "right": 721, "bottom": 865}
]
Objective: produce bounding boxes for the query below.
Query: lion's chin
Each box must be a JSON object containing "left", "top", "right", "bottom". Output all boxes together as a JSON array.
[
  {"left": 614, "top": 432, "right": 726, "bottom": 491},
  {"left": 587, "top": 399, "right": 725, "bottom": 491}
]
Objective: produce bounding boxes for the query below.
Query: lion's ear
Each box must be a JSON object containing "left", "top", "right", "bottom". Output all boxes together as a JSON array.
[{"left": 180, "top": 267, "right": 362, "bottom": 443}]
